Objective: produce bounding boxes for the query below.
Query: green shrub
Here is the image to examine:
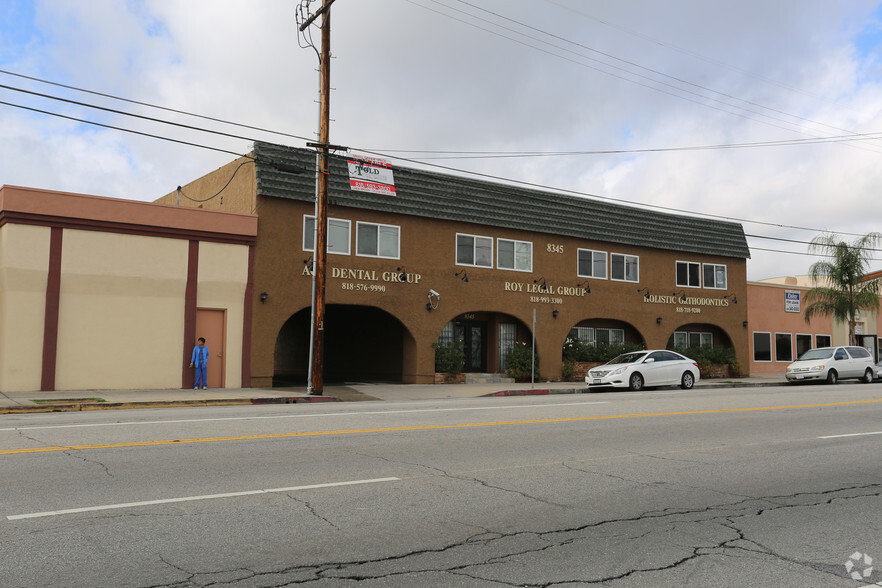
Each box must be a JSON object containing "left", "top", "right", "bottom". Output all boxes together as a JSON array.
[
  {"left": 671, "top": 345, "right": 738, "bottom": 371},
  {"left": 504, "top": 343, "right": 540, "bottom": 382},
  {"left": 432, "top": 341, "right": 464, "bottom": 377},
  {"left": 562, "top": 338, "right": 644, "bottom": 363}
]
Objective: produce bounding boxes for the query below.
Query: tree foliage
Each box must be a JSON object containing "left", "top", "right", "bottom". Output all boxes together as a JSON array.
[{"left": 804, "top": 232, "right": 882, "bottom": 345}]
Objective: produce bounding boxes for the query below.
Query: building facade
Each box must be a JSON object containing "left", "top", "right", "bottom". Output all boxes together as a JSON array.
[
  {"left": 158, "top": 142, "right": 751, "bottom": 386},
  {"left": 0, "top": 185, "right": 257, "bottom": 392},
  {"left": 748, "top": 276, "right": 882, "bottom": 376}
]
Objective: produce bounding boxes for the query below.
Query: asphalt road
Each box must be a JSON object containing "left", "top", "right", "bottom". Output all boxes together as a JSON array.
[{"left": 1, "top": 383, "right": 882, "bottom": 587}]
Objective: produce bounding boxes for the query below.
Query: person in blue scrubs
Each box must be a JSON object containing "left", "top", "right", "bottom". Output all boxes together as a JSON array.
[{"left": 189, "top": 337, "right": 209, "bottom": 389}]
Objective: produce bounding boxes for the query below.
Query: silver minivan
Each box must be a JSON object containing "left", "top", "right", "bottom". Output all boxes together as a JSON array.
[{"left": 785, "top": 346, "right": 875, "bottom": 384}]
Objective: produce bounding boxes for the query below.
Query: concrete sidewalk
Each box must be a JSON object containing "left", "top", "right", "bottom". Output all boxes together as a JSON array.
[{"left": 0, "top": 375, "right": 789, "bottom": 414}]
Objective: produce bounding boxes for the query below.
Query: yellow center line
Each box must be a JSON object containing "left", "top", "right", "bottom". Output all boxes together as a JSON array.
[{"left": 3, "top": 397, "right": 881, "bottom": 455}]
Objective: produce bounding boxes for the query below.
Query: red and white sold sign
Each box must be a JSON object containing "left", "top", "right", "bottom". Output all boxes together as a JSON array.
[{"left": 348, "top": 158, "right": 396, "bottom": 195}]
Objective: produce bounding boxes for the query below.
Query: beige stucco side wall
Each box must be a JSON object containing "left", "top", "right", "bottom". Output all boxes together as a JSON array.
[
  {"left": 197, "top": 241, "right": 249, "bottom": 388},
  {"left": 56, "top": 230, "right": 188, "bottom": 390},
  {"left": 155, "top": 156, "right": 257, "bottom": 214},
  {"left": 0, "top": 224, "right": 51, "bottom": 391}
]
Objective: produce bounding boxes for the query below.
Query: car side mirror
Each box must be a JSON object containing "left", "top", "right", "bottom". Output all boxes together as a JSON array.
[{"left": 644, "top": 358, "right": 655, "bottom": 363}]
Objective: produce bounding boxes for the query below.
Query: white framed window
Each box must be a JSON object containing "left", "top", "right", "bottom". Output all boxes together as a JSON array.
[
  {"left": 356, "top": 222, "right": 400, "bottom": 259},
  {"left": 568, "top": 326, "right": 595, "bottom": 345},
  {"left": 611, "top": 253, "right": 639, "bottom": 282},
  {"left": 577, "top": 249, "right": 607, "bottom": 279},
  {"left": 775, "top": 332, "right": 793, "bottom": 362},
  {"left": 703, "top": 263, "right": 727, "bottom": 289},
  {"left": 497, "top": 238, "right": 532, "bottom": 272},
  {"left": 816, "top": 334, "right": 831, "bottom": 348},
  {"left": 673, "top": 331, "right": 713, "bottom": 348},
  {"left": 303, "top": 215, "right": 351, "bottom": 255},
  {"left": 596, "top": 328, "right": 624, "bottom": 346},
  {"left": 753, "top": 332, "right": 772, "bottom": 362},
  {"left": 676, "top": 261, "right": 701, "bottom": 288},
  {"left": 456, "top": 233, "right": 493, "bottom": 267}
]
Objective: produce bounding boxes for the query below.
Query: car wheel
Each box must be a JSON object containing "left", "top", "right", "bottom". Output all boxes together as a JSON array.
[
  {"left": 863, "top": 368, "right": 874, "bottom": 383},
  {"left": 826, "top": 370, "right": 838, "bottom": 385},
  {"left": 628, "top": 373, "right": 644, "bottom": 391},
  {"left": 680, "top": 372, "right": 694, "bottom": 390}
]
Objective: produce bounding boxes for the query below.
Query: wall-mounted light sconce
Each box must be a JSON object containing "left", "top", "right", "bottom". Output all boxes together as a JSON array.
[
  {"left": 576, "top": 281, "right": 591, "bottom": 294},
  {"left": 724, "top": 293, "right": 738, "bottom": 304},
  {"left": 552, "top": 309, "right": 559, "bottom": 319},
  {"left": 673, "top": 290, "right": 687, "bottom": 303},
  {"left": 396, "top": 266, "right": 407, "bottom": 281},
  {"left": 427, "top": 289, "right": 440, "bottom": 311},
  {"left": 743, "top": 320, "right": 748, "bottom": 327},
  {"left": 656, "top": 316, "right": 662, "bottom": 325},
  {"left": 302, "top": 256, "right": 314, "bottom": 270},
  {"left": 260, "top": 292, "right": 268, "bottom": 303},
  {"left": 455, "top": 269, "right": 469, "bottom": 283},
  {"left": 534, "top": 277, "right": 548, "bottom": 291},
  {"left": 637, "top": 287, "right": 651, "bottom": 300}
]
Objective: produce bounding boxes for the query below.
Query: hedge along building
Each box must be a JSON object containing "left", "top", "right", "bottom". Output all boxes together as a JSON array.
[
  {"left": 0, "top": 185, "right": 257, "bottom": 392},
  {"left": 157, "top": 142, "right": 751, "bottom": 386}
]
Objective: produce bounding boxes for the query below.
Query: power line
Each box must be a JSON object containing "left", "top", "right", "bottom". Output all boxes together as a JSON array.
[
  {"left": 408, "top": 0, "right": 882, "bottom": 154},
  {"left": 0, "top": 69, "right": 313, "bottom": 143}
]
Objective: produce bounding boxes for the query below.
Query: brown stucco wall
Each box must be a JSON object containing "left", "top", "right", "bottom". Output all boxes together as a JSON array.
[
  {"left": 156, "top": 156, "right": 258, "bottom": 215},
  {"left": 248, "top": 196, "right": 749, "bottom": 385}
]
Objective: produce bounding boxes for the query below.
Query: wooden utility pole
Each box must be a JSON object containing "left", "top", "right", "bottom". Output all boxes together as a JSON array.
[{"left": 306, "top": 0, "right": 333, "bottom": 395}]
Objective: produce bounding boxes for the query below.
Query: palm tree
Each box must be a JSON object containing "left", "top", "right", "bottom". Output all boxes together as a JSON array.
[{"left": 804, "top": 232, "right": 882, "bottom": 346}]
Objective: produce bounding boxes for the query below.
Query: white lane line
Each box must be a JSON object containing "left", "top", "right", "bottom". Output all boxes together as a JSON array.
[
  {"left": 818, "top": 431, "right": 882, "bottom": 439},
  {"left": 7, "top": 477, "right": 400, "bottom": 520},
  {"left": 0, "top": 401, "right": 608, "bottom": 432}
]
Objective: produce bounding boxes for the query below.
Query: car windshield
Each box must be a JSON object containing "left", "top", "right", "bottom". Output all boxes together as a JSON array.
[
  {"left": 796, "top": 348, "right": 834, "bottom": 361},
  {"left": 608, "top": 352, "right": 647, "bottom": 365}
]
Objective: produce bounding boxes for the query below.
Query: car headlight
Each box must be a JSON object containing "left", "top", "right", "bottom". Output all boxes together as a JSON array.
[
  {"left": 811, "top": 365, "right": 823, "bottom": 371},
  {"left": 610, "top": 366, "right": 629, "bottom": 376}
]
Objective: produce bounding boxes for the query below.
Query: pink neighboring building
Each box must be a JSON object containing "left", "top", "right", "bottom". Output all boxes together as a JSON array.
[{"left": 747, "top": 276, "right": 882, "bottom": 376}]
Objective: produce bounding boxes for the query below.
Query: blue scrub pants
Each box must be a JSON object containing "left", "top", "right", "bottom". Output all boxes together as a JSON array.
[{"left": 195, "top": 365, "right": 207, "bottom": 389}]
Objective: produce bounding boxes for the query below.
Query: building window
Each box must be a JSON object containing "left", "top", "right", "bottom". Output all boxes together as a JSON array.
[
  {"left": 611, "top": 253, "right": 639, "bottom": 282},
  {"left": 596, "top": 327, "right": 624, "bottom": 346},
  {"left": 673, "top": 331, "right": 713, "bottom": 348},
  {"left": 303, "top": 215, "right": 351, "bottom": 255},
  {"left": 577, "top": 249, "right": 607, "bottom": 279},
  {"left": 775, "top": 333, "right": 793, "bottom": 362},
  {"left": 456, "top": 234, "right": 493, "bottom": 267},
  {"left": 796, "top": 334, "right": 812, "bottom": 358},
  {"left": 569, "top": 326, "right": 595, "bottom": 345},
  {"left": 816, "top": 334, "right": 831, "bottom": 348},
  {"left": 499, "top": 323, "right": 517, "bottom": 370},
  {"left": 703, "top": 263, "right": 727, "bottom": 289},
  {"left": 497, "top": 239, "right": 532, "bottom": 272},
  {"left": 676, "top": 261, "right": 701, "bottom": 288},
  {"left": 356, "top": 222, "right": 400, "bottom": 259},
  {"left": 753, "top": 332, "right": 772, "bottom": 362}
]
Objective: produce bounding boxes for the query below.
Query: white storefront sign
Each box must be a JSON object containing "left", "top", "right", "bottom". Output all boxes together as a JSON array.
[
  {"left": 785, "top": 289, "right": 800, "bottom": 313},
  {"left": 348, "top": 158, "right": 396, "bottom": 195}
]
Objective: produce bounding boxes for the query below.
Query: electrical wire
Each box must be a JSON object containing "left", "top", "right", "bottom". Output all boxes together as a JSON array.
[
  {"left": 0, "top": 69, "right": 313, "bottom": 143},
  {"left": 407, "top": 0, "right": 882, "bottom": 154}
]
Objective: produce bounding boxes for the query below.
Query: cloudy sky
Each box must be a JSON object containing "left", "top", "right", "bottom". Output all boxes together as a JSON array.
[{"left": 2, "top": 0, "right": 882, "bottom": 281}]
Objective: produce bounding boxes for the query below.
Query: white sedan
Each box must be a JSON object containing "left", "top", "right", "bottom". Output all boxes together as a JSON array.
[{"left": 585, "top": 350, "right": 700, "bottom": 391}]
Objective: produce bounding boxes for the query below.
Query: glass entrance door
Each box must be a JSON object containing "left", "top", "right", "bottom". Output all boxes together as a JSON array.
[{"left": 456, "top": 320, "right": 487, "bottom": 372}]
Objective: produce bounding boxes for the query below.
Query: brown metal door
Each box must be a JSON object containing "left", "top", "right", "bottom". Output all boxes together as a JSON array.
[{"left": 196, "top": 309, "right": 226, "bottom": 388}]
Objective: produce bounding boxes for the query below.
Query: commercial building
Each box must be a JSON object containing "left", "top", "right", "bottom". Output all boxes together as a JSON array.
[
  {"left": 748, "top": 276, "right": 882, "bottom": 376},
  {"left": 157, "top": 142, "right": 750, "bottom": 386},
  {"left": 0, "top": 185, "right": 256, "bottom": 392}
]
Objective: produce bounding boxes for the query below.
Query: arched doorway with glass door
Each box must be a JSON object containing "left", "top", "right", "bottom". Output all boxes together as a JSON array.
[{"left": 435, "top": 312, "right": 531, "bottom": 376}]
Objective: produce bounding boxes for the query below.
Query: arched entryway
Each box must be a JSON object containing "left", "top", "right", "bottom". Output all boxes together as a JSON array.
[
  {"left": 434, "top": 312, "right": 531, "bottom": 374},
  {"left": 666, "top": 322, "right": 734, "bottom": 351},
  {"left": 273, "top": 304, "right": 413, "bottom": 385}
]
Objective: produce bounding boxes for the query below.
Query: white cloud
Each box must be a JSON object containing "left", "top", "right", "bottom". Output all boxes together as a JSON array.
[{"left": 2, "top": 0, "right": 882, "bottom": 280}]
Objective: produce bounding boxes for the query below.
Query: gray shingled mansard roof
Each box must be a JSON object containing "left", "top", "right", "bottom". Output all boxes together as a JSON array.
[{"left": 253, "top": 141, "right": 750, "bottom": 259}]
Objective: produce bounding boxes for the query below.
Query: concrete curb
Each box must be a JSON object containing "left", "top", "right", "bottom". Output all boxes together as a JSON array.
[
  {"left": 0, "top": 396, "right": 340, "bottom": 414},
  {"left": 484, "top": 380, "right": 786, "bottom": 396}
]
